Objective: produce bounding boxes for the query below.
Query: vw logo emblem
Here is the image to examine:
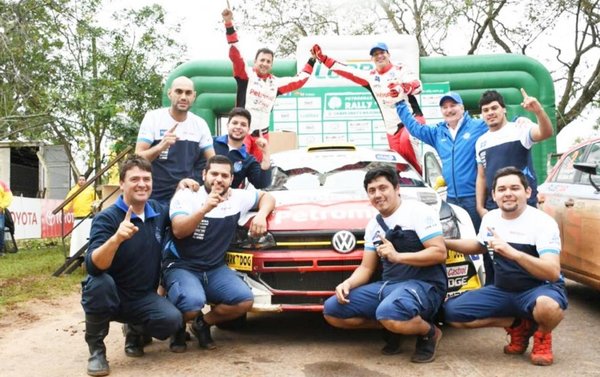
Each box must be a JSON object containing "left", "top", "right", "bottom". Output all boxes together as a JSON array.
[{"left": 332, "top": 231, "right": 356, "bottom": 254}]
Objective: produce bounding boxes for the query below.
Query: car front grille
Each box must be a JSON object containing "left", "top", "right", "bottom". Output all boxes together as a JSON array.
[{"left": 258, "top": 270, "right": 354, "bottom": 291}]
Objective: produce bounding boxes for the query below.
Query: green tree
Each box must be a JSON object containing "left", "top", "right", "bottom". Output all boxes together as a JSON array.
[
  {"left": 0, "top": 0, "right": 185, "bottom": 180},
  {"left": 234, "top": 0, "right": 599, "bottom": 132}
]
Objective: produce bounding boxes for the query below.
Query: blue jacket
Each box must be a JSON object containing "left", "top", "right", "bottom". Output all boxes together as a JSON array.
[
  {"left": 396, "top": 101, "right": 488, "bottom": 199},
  {"left": 213, "top": 135, "right": 272, "bottom": 189},
  {"left": 85, "top": 196, "right": 169, "bottom": 301}
]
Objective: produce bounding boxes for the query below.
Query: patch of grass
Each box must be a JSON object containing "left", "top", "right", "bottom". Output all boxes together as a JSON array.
[{"left": 0, "top": 244, "right": 84, "bottom": 313}]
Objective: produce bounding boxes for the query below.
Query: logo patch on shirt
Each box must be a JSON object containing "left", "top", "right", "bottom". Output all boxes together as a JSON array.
[
  {"left": 234, "top": 161, "right": 243, "bottom": 173},
  {"left": 463, "top": 132, "right": 471, "bottom": 139}
]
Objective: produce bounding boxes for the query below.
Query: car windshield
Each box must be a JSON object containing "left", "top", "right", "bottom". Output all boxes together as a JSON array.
[{"left": 267, "top": 161, "right": 425, "bottom": 191}]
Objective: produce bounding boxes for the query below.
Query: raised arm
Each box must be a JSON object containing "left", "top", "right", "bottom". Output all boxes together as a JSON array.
[
  {"left": 311, "top": 44, "right": 370, "bottom": 87},
  {"left": 520, "top": 88, "right": 553, "bottom": 142}
]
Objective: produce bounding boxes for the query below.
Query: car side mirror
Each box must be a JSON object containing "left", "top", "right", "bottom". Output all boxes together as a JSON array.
[{"left": 574, "top": 162, "right": 600, "bottom": 192}]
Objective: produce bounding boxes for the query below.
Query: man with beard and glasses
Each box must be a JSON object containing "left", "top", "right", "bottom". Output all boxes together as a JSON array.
[
  {"left": 212, "top": 107, "right": 272, "bottom": 189},
  {"left": 444, "top": 167, "right": 567, "bottom": 366},
  {"left": 136, "top": 76, "right": 215, "bottom": 204},
  {"left": 163, "top": 155, "right": 275, "bottom": 352}
]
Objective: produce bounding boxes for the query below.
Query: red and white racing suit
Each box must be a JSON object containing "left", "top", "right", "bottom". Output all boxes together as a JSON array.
[
  {"left": 225, "top": 21, "right": 315, "bottom": 162},
  {"left": 319, "top": 57, "right": 425, "bottom": 174}
]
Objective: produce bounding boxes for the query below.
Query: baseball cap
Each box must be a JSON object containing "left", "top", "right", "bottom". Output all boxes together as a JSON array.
[
  {"left": 439, "top": 92, "right": 463, "bottom": 106},
  {"left": 369, "top": 42, "right": 389, "bottom": 56}
]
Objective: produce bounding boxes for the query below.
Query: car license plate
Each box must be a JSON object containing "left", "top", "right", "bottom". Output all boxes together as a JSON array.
[{"left": 226, "top": 252, "right": 253, "bottom": 271}]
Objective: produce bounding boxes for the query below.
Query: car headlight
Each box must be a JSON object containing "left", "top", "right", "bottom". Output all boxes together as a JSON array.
[
  {"left": 232, "top": 227, "right": 277, "bottom": 249},
  {"left": 440, "top": 216, "right": 460, "bottom": 239}
]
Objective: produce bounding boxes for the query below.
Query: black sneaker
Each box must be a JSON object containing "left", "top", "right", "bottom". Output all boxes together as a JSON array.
[
  {"left": 190, "top": 315, "right": 216, "bottom": 350},
  {"left": 169, "top": 326, "right": 188, "bottom": 353},
  {"left": 411, "top": 326, "right": 442, "bottom": 363},
  {"left": 381, "top": 329, "right": 402, "bottom": 355}
]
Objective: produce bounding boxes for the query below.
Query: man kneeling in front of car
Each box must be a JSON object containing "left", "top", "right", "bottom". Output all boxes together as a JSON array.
[
  {"left": 444, "top": 166, "right": 567, "bottom": 366},
  {"left": 323, "top": 165, "right": 447, "bottom": 363},
  {"left": 162, "top": 155, "right": 275, "bottom": 351}
]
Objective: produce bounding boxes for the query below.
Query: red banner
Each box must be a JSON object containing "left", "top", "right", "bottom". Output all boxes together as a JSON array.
[{"left": 41, "top": 199, "right": 74, "bottom": 238}]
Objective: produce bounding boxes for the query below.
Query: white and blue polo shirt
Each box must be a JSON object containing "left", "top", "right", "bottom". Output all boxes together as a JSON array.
[
  {"left": 165, "top": 187, "right": 258, "bottom": 271},
  {"left": 137, "top": 108, "right": 214, "bottom": 203}
]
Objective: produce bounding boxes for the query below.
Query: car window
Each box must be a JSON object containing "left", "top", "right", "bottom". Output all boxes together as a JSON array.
[
  {"left": 577, "top": 141, "right": 600, "bottom": 186},
  {"left": 268, "top": 160, "right": 424, "bottom": 191},
  {"left": 554, "top": 146, "right": 586, "bottom": 183}
]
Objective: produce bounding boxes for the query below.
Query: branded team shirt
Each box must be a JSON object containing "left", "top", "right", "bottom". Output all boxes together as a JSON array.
[
  {"left": 164, "top": 187, "right": 258, "bottom": 271},
  {"left": 475, "top": 121, "right": 538, "bottom": 209},
  {"left": 137, "top": 108, "right": 214, "bottom": 203},
  {"left": 86, "top": 196, "right": 168, "bottom": 301},
  {"left": 364, "top": 199, "right": 446, "bottom": 292},
  {"left": 478, "top": 206, "right": 562, "bottom": 291},
  {"left": 228, "top": 45, "right": 314, "bottom": 133},
  {"left": 327, "top": 62, "right": 419, "bottom": 135}
]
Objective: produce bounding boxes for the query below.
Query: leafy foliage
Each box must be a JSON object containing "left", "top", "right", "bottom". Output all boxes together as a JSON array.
[
  {"left": 233, "top": 0, "right": 600, "bottom": 132},
  {"left": 0, "top": 0, "right": 185, "bottom": 179}
]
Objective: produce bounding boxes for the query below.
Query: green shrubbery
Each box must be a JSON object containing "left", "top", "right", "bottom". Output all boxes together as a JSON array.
[{"left": 0, "top": 242, "right": 84, "bottom": 313}]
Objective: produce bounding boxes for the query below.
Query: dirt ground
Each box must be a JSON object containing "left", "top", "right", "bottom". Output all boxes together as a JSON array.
[{"left": 1, "top": 281, "right": 599, "bottom": 377}]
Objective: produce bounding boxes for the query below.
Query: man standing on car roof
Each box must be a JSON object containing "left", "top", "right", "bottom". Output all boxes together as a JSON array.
[
  {"left": 444, "top": 167, "right": 566, "bottom": 366},
  {"left": 324, "top": 165, "right": 447, "bottom": 363},
  {"left": 163, "top": 155, "right": 275, "bottom": 351},
  {"left": 311, "top": 42, "right": 425, "bottom": 175},
  {"left": 223, "top": 8, "right": 316, "bottom": 163}
]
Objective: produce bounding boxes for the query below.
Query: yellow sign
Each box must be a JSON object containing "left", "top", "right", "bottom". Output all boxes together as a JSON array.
[{"left": 226, "top": 252, "right": 253, "bottom": 272}]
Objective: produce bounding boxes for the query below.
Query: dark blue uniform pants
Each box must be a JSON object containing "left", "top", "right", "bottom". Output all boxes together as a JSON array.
[{"left": 81, "top": 274, "right": 182, "bottom": 340}]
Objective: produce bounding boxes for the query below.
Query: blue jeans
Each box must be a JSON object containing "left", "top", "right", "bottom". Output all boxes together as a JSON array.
[
  {"left": 447, "top": 195, "right": 480, "bottom": 231},
  {"left": 0, "top": 212, "right": 5, "bottom": 251},
  {"left": 444, "top": 283, "right": 568, "bottom": 323},
  {"left": 163, "top": 264, "right": 253, "bottom": 314},
  {"left": 323, "top": 280, "right": 444, "bottom": 322}
]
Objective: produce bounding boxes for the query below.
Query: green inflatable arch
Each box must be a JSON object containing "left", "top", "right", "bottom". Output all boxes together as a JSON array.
[{"left": 164, "top": 54, "right": 555, "bottom": 179}]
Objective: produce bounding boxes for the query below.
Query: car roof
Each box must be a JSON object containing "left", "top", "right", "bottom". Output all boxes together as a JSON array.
[{"left": 548, "top": 137, "right": 600, "bottom": 180}]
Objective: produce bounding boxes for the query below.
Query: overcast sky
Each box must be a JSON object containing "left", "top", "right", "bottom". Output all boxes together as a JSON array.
[{"left": 103, "top": 0, "right": 598, "bottom": 151}]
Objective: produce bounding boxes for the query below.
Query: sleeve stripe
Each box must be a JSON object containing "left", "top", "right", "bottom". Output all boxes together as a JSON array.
[
  {"left": 539, "top": 248, "right": 560, "bottom": 255},
  {"left": 137, "top": 137, "right": 153, "bottom": 144},
  {"left": 420, "top": 231, "right": 443, "bottom": 242},
  {"left": 170, "top": 211, "right": 189, "bottom": 220}
]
